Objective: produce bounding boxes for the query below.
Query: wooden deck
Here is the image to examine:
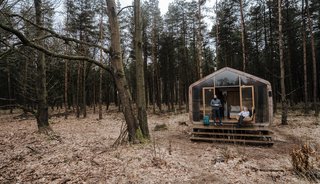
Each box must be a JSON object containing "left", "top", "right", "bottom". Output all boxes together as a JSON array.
[{"left": 191, "top": 124, "right": 274, "bottom": 146}]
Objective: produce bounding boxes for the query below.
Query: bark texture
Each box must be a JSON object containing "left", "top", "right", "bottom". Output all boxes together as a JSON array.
[
  {"left": 34, "top": 0, "right": 51, "bottom": 132},
  {"left": 278, "top": 0, "right": 288, "bottom": 125},
  {"left": 106, "top": 0, "right": 139, "bottom": 142},
  {"left": 134, "top": 0, "right": 149, "bottom": 139}
]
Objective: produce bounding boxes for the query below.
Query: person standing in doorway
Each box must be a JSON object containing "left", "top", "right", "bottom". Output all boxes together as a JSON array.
[{"left": 210, "top": 95, "right": 222, "bottom": 125}]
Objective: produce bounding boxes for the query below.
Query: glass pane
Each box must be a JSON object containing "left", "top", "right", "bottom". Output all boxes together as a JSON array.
[
  {"left": 241, "top": 87, "right": 253, "bottom": 109},
  {"left": 241, "top": 76, "right": 256, "bottom": 85},
  {"left": 192, "top": 87, "right": 201, "bottom": 121},
  {"left": 256, "top": 85, "right": 269, "bottom": 123},
  {"left": 215, "top": 71, "right": 239, "bottom": 86},
  {"left": 203, "top": 88, "right": 215, "bottom": 116}
]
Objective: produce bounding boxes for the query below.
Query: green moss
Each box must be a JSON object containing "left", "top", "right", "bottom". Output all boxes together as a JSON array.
[
  {"left": 135, "top": 128, "right": 149, "bottom": 144},
  {"left": 154, "top": 124, "right": 168, "bottom": 131}
]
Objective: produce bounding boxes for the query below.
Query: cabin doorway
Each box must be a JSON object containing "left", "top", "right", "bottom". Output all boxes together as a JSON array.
[
  {"left": 240, "top": 86, "right": 255, "bottom": 110},
  {"left": 202, "top": 85, "right": 255, "bottom": 122}
]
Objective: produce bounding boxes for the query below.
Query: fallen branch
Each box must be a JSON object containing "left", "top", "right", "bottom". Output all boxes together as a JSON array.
[
  {"left": 26, "top": 146, "right": 40, "bottom": 154},
  {"left": 112, "top": 120, "right": 128, "bottom": 148},
  {"left": 248, "top": 166, "right": 285, "bottom": 172}
]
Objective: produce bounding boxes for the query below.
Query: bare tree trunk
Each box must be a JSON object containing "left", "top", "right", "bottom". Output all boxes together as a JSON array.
[
  {"left": 64, "top": 11, "right": 69, "bottom": 119},
  {"left": 82, "top": 60, "right": 86, "bottom": 118},
  {"left": 196, "top": 0, "right": 204, "bottom": 78},
  {"left": 285, "top": 0, "right": 294, "bottom": 105},
  {"left": 305, "top": 0, "right": 318, "bottom": 116},
  {"left": 151, "top": 11, "right": 161, "bottom": 113},
  {"left": 34, "top": 0, "right": 51, "bottom": 133},
  {"left": 6, "top": 59, "right": 13, "bottom": 113},
  {"left": 152, "top": 55, "right": 156, "bottom": 114},
  {"left": 93, "top": 72, "right": 96, "bottom": 114},
  {"left": 99, "top": 16, "right": 103, "bottom": 120},
  {"left": 151, "top": 21, "right": 156, "bottom": 114},
  {"left": 240, "top": 0, "right": 247, "bottom": 72},
  {"left": 215, "top": 0, "right": 219, "bottom": 69},
  {"left": 64, "top": 58, "right": 68, "bottom": 119},
  {"left": 134, "top": 0, "right": 149, "bottom": 139},
  {"left": 76, "top": 62, "right": 81, "bottom": 118},
  {"left": 302, "top": 0, "right": 308, "bottom": 113},
  {"left": 278, "top": 0, "right": 288, "bottom": 125},
  {"left": 182, "top": 13, "right": 189, "bottom": 111},
  {"left": 268, "top": 1, "right": 277, "bottom": 113},
  {"left": 106, "top": 0, "right": 139, "bottom": 142},
  {"left": 22, "top": 58, "right": 28, "bottom": 113}
]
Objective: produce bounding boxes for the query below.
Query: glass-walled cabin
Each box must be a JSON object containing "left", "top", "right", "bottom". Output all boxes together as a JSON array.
[{"left": 189, "top": 67, "right": 273, "bottom": 126}]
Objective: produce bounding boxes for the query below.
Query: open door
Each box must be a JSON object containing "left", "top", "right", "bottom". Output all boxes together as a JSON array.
[
  {"left": 240, "top": 85, "right": 255, "bottom": 111},
  {"left": 202, "top": 87, "right": 215, "bottom": 118}
]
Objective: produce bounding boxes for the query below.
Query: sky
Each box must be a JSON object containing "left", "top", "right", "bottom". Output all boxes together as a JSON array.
[
  {"left": 119, "top": 0, "right": 216, "bottom": 15},
  {"left": 53, "top": 0, "right": 216, "bottom": 31},
  {"left": 119, "top": 0, "right": 172, "bottom": 15}
]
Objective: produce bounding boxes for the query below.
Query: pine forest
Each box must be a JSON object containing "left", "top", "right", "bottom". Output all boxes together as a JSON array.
[{"left": 0, "top": 0, "right": 319, "bottom": 183}]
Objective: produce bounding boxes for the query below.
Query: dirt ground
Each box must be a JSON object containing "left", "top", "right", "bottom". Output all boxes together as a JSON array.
[{"left": 0, "top": 107, "right": 319, "bottom": 184}]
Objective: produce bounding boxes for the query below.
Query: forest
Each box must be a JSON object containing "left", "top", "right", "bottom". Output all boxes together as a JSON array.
[
  {"left": 0, "top": 0, "right": 319, "bottom": 137},
  {"left": 0, "top": 0, "right": 320, "bottom": 183}
]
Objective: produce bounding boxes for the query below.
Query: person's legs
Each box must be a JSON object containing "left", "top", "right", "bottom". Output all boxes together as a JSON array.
[
  {"left": 217, "top": 109, "right": 222, "bottom": 125},
  {"left": 212, "top": 109, "right": 216, "bottom": 125},
  {"left": 237, "top": 116, "right": 244, "bottom": 127}
]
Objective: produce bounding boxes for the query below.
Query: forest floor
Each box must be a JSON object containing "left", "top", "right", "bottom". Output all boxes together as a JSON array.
[{"left": 0, "top": 107, "right": 320, "bottom": 184}]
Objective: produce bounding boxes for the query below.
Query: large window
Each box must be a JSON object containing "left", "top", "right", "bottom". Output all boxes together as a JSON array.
[{"left": 215, "top": 71, "right": 239, "bottom": 86}]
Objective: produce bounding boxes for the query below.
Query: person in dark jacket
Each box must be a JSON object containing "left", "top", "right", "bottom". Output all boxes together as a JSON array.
[{"left": 210, "top": 95, "right": 222, "bottom": 125}]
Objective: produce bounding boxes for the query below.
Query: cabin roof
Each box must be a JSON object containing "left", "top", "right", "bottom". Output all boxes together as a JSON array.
[{"left": 189, "top": 67, "right": 271, "bottom": 88}]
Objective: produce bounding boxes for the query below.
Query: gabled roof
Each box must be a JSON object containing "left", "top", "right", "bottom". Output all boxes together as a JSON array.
[{"left": 189, "top": 67, "right": 271, "bottom": 88}]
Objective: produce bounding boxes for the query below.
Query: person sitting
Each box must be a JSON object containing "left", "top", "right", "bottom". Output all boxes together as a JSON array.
[{"left": 236, "top": 107, "right": 250, "bottom": 128}]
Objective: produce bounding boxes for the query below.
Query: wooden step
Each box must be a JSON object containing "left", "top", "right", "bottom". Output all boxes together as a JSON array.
[
  {"left": 192, "top": 125, "right": 273, "bottom": 133},
  {"left": 192, "top": 132, "right": 272, "bottom": 139},
  {"left": 190, "top": 136, "right": 274, "bottom": 145}
]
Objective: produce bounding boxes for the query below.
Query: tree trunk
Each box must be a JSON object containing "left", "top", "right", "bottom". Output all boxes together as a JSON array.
[
  {"left": 34, "top": 0, "right": 51, "bottom": 133},
  {"left": 23, "top": 58, "right": 28, "bottom": 113},
  {"left": 6, "top": 59, "right": 13, "bottom": 113},
  {"left": 182, "top": 13, "right": 189, "bottom": 111},
  {"left": 268, "top": 2, "right": 277, "bottom": 114},
  {"left": 134, "top": 0, "right": 149, "bottom": 139},
  {"left": 285, "top": 1, "right": 294, "bottom": 105},
  {"left": 64, "top": 11, "right": 69, "bottom": 120},
  {"left": 64, "top": 58, "right": 68, "bottom": 119},
  {"left": 196, "top": 0, "right": 203, "bottom": 79},
  {"left": 82, "top": 60, "right": 86, "bottom": 118},
  {"left": 302, "top": 0, "right": 308, "bottom": 113},
  {"left": 152, "top": 34, "right": 156, "bottom": 114},
  {"left": 278, "top": 0, "right": 288, "bottom": 125},
  {"left": 76, "top": 61, "right": 81, "bottom": 118},
  {"left": 99, "top": 16, "right": 103, "bottom": 120},
  {"left": 215, "top": 0, "right": 220, "bottom": 70},
  {"left": 106, "top": 0, "right": 139, "bottom": 142},
  {"left": 240, "top": 0, "right": 247, "bottom": 72},
  {"left": 305, "top": 0, "right": 318, "bottom": 116},
  {"left": 93, "top": 70, "right": 96, "bottom": 114},
  {"left": 151, "top": 10, "right": 161, "bottom": 113}
]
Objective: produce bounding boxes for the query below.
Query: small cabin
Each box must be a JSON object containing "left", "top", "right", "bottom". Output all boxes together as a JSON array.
[{"left": 189, "top": 67, "right": 273, "bottom": 126}]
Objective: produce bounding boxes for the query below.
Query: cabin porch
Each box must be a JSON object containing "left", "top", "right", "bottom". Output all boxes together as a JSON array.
[{"left": 190, "top": 123, "right": 274, "bottom": 146}]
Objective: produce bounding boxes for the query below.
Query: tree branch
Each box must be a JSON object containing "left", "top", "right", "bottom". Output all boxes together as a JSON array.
[
  {"left": 117, "top": 6, "right": 134, "bottom": 16},
  {"left": 10, "top": 14, "right": 110, "bottom": 54},
  {"left": 0, "top": 22, "right": 112, "bottom": 74},
  {"left": 0, "top": 48, "right": 14, "bottom": 59},
  {"left": 9, "top": 14, "right": 110, "bottom": 53}
]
